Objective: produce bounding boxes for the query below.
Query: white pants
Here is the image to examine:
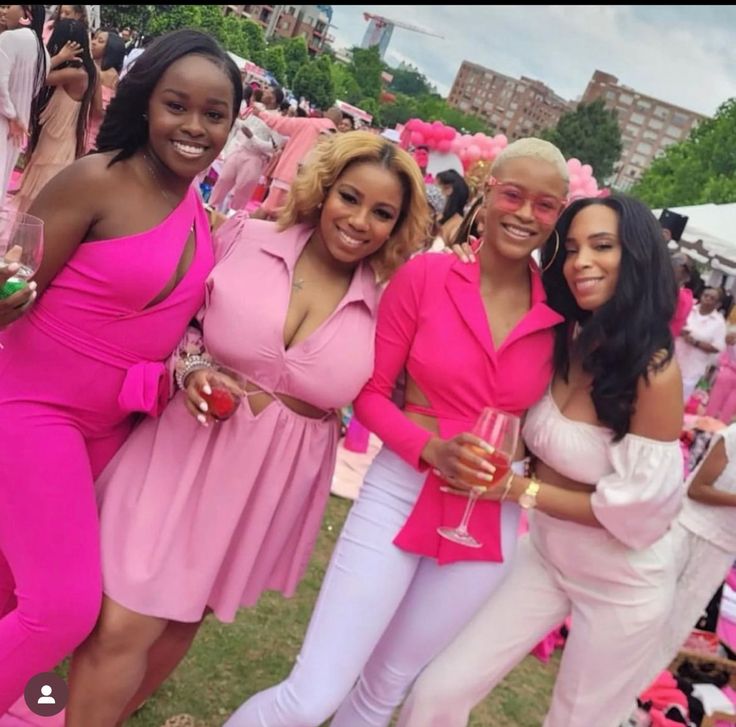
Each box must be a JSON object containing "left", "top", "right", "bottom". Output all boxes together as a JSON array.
[
  {"left": 645, "top": 523, "right": 735, "bottom": 682},
  {"left": 225, "top": 447, "right": 521, "bottom": 727},
  {"left": 398, "top": 510, "right": 677, "bottom": 727}
]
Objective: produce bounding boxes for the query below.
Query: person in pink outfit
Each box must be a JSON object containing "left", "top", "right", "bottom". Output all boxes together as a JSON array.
[
  {"left": 14, "top": 17, "right": 96, "bottom": 213},
  {"left": 706, "top": 328, "right": 736, "bottom": 423},
  {"left": 65, "top": 131, "right": 430, "bottom": 727},
  {"left": 254, "top": 105, "right": 343, "bottom": 218},
  {"left": 84, "top": 27, "right": 125, "bottom": 151},
  {"left": 226, "top": 138, "right": 571, "bottom": 727},
  {"left": 670, "top": 254, "right": 694, "bottom": 337},
  {"left": 397, "top": 195, "right": 684, "bottom": 727},
  {"left": 208, "top": 84, "right": 284, "bottom": 212},
  {"left": 0, "top": 29, "right": 242, "bottom": 713}
]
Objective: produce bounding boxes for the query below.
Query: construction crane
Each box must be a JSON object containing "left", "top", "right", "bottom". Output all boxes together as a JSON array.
[{"left": 361, "top": 13, "right": 443, "bottom": 60}]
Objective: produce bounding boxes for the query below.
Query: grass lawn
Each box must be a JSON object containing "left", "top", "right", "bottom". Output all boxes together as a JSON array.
[{"left": 118, "top": 495, "right": 559, "bottom": 726}]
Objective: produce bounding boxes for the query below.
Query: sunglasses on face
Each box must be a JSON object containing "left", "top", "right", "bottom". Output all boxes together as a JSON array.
[{"left": 486, "top": 177, "right": 566, "bottom": 225}]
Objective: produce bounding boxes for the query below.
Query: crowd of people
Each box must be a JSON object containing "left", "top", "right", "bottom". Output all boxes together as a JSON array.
[{"left": 1, "top": 11, "right": 736, "bottom": 727}]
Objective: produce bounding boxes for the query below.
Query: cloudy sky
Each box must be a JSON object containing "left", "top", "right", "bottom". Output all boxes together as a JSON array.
[{"left": 328, "top": 5, "right": 736, "bottom": 117}]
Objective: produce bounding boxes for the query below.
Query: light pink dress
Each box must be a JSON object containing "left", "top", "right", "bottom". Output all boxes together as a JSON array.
[{"left": 96, "top": 216, "right": 379, "bottom": 623}]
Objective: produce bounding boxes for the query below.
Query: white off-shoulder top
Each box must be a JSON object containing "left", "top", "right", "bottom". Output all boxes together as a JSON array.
[{"left": 522, "top": 387, "right": 685, "bottom": 550}]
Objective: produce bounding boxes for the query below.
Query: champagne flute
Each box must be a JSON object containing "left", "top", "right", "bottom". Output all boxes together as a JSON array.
[
  {"left": 437, "top": 407, "right": 520, "bottom": 548},
  {"left": 0, "top": 211, "right": 44, "bottom": 299}
]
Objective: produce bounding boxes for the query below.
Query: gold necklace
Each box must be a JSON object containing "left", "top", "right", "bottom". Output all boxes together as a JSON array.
[{"left": 142, "top": 153, "right": 180, "bottom": 208}]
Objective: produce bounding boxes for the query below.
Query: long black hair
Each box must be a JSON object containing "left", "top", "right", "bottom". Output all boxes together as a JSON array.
[
  {"left": 540, "top": 195, "right": 678, "bottom": 440},
  {"left": 100, "top": 30, "right": 126, "bottom": 74},
  {"left": 21, "top": 6, "right": 47, "bottom": 139},
  {"left": 96, "top": 29, "right": 243, "bottom": 166},
  {"left": 436, "top": 169, "right": 470, "bottom": 224},
  {"left": 30, "top": 18, "right": 96, "bottom": 158}
]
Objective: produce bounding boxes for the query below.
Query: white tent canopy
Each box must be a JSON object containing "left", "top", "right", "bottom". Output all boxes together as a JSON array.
[{"left": 653, "top": 202, "right": 736, "bottom": 265}]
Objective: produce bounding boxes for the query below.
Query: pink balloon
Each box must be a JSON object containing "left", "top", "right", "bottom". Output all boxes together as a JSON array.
[
  {"left": 410, "top": 131, "right": 425, "bottom": 146},
  {"left": 467, "top": 144, "right": 481, "bottom": 162},
  {"left": 443, "top": 126, "right": 456, "bottom": 141},
  {"left": 437, "top": 139, "right": 452, "bottom": 153},
  {"left": 581, "top": 164, "right": 593, "bottom": 178},
  {"left": 432, "top": 120, "right": 443, "bottom": 130},
  {"left": 494, "top": 134, "right": 508, "bottom": 147},
  {"left": 421, "top": 121, "right": 433, "bottom": 136},
  {"left": 405, "top": 118, "right": 420, "bottom": 132},
  {"left": 569, "top": 173, "right": 582, "bottom": 189},
  {"left": 568, "top": 158, "right": 582, "bottom": 173}
]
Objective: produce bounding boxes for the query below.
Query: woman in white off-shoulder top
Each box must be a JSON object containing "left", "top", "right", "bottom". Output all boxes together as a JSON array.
[{"left": 398, "top": 194, "right": 685, "bottom": 727}]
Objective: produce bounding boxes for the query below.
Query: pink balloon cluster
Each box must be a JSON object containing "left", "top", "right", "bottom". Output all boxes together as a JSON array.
[
  {"left": 567, "top": 158, "right": 601, "bottom": 200},
  {"left": 451, "top": 131, "right": 508, "bottom": 169},
  {"left": 404, "top": 118, "right": 457, "bottom": 153}
]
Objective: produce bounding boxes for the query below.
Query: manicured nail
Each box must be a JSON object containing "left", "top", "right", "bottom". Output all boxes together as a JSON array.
[
  {"left": 199, "top": 401, "right": 208, "bottom": 412},
  {"left": 470, "top": 254, "right": 476, "bottom": 263},
  {"left": 197, "top": 414, "right": 208, "bottom": 426},
  {"left": 28, "top": 281, "right": 37, "bottom": 290},
  {"left": 5, "top": 262, "right": 19, "bottom": 273},
  {"left": 478, "top": 472, "right": 496, "bottom": 483},
  {"left": 203, "top": 384, "right": 212, "bottom": 395},
  {"left": 482, "top": 461, "right": 496, "bottom": 474}
]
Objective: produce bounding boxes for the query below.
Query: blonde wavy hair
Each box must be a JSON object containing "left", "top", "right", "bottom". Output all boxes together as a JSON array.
[{"left": 278, "top": 131, "right": 429, "bottom": 280}]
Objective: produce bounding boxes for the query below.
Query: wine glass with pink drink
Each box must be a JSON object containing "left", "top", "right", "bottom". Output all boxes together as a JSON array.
[{"left": 437, "top": 407, "right": 520, "bottom": 548}]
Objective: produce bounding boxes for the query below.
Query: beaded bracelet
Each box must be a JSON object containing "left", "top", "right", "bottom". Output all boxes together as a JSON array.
[{"left": 175, "top": 354, "right": 213, "bottom": 391}]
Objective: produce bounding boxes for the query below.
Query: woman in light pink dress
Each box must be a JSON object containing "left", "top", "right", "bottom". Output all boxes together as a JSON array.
[
  {"left": 84, "top": 27, "right": 124, "bottom": 151},
  {"left": 14, "top": 17, "right": 95, "bottom": 212},
  {"left": 66, "top": 131, "right": 430, "bottom": 726}
]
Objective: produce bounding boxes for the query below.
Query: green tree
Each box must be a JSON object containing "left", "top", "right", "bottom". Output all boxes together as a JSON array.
[
  {"left": 198, "top": 5, "right": 226, "bottom": 45},
  {"left": 379, "top": 92, "right": 418, "bottom": 128},
  {"left": 632, "top": 98, "right": 733, "bottom": 207},
  {"left": 293, "top": 57, "right": 335, "bottom": 109},
  {"left": 357, "top": 97, "right": 381, "bottom": 126},
  {"left": 222, "top": 15, "right": 250, "bottom": 58},
  {"left": 387, "top": 62, "right": 433, "bottom": 96},
  {"left": 241, "top": 19, "right": 266, "bottom": 66},
  {"left": 348, "top": 46, "right": 382, "bottom": 102},
  {"left": 264, "top": 45, "right": 287, "bottom": 86},
  {"left": 146, "top": 5, "right": 202, "bottom": 37},
  {"left": 542, "top": 99, "right": 622, "bottom": 181},
  {"left": 282, "top": 36, "right": 309, "bottom": 88},
  {"left": 331, "top": 62, "right": 361, "bottom": 105}
]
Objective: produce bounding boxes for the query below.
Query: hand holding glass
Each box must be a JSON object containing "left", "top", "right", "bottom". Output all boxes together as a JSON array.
[
  {"left": 0, "top": 211, "right": 44, "bottom": 299},
  {"left": 437, "top": 407, "right": 520, "bottom": 548}
]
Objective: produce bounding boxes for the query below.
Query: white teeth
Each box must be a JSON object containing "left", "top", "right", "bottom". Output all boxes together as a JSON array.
[
  {"left": 338, "top": 230, "right": 364, "bottom": 247},
  {"left": 576, "top": 279, "right": 601, "bottom": 291},
  {"left": 172, "top": 141, "right": 206, "bottom": 157},
  {"left": 503, "top": 224, "right": 534, "bottom": 239}
]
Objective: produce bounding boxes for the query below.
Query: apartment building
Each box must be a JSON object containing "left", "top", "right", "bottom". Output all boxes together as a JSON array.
[
  {"left": 581, "top": 70, "right": 707, "bottom": 190},
  {"left": 448, "top": 61, "right": 571, "bottom": 139}
]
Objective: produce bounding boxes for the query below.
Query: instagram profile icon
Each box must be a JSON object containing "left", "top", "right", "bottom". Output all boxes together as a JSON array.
[{"left": 24, "top": 672, "right": 68, "bottom": 717}]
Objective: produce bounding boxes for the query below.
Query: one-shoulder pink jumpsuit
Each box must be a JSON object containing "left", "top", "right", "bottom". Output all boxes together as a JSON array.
[{"left": 0, "top": 187, "right": 214, "bottom": 709}]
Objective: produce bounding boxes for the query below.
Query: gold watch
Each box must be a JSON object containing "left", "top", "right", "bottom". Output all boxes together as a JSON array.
[{"left": 518, "top": 479, "right": 540, "bottom": 510}]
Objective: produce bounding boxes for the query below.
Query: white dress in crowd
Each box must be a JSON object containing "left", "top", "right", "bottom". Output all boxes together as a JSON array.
[
  {"left": 0, "top": 28, "right": 48, "bottom": 203},
  {"left": 655, "top": 424, "right": 736, "bottom": 667},
  {"left": 675, "top": 305, "right": 727, "bottom": 399}
]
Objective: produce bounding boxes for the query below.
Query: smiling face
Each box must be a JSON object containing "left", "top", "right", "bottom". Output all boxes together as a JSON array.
[
  {"left": 563, "top": 204, "right": 623, "bottom": 311},
  {"left": 484, "top": 156, "right": 567, "bottom": 263},
  {"left": 146, "top": 54, "right": 235, "bottom": 181},
  {"left": 317, "top": 160, "right": 404, "bottom": 268}
]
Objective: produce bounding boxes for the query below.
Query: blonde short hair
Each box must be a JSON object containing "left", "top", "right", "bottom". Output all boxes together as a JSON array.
[
  {"left": 278, "top": 131, "right": 429, "bottom": 280},
  {"left": 491, "top": 137, "right": 569, "bottom": 185}
]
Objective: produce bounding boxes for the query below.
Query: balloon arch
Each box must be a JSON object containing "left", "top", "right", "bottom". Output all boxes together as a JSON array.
[{"left": 399, "top": 118, "right": 607, "bottom": 200}]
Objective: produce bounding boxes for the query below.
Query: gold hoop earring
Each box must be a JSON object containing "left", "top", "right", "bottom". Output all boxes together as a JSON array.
[{"left": 539, "top": 230, "right": 560, "bottom": 273}]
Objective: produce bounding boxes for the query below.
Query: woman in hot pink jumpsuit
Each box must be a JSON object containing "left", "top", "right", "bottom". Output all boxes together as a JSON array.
[{"left": 0, "top": 30, "right": 242, "bottom": 711}]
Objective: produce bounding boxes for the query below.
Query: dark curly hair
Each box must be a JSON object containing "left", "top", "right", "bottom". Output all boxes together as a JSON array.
[
  {"left": 540, "top": 195, "right": 678, "bottom": 440},
  {"left": 95, "top": 29, "right": 243, "bottom": 166}
]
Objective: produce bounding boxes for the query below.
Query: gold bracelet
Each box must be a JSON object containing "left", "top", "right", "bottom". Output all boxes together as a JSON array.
[{"left": 500, "top": 473, "right": 515, "bottom": 501}]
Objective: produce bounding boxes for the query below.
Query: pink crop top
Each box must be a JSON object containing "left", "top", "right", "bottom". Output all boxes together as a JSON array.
[{"left": 354, "top": 253, "right": 564, "bottom": 564}]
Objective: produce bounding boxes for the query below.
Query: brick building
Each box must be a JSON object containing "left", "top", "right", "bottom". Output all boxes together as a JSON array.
[
  {"left": 581, "top": 70, "right": 707, "bottom": 190},
  {"left": 448, "top": 61, "right": 571, "bottom": 139}
]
